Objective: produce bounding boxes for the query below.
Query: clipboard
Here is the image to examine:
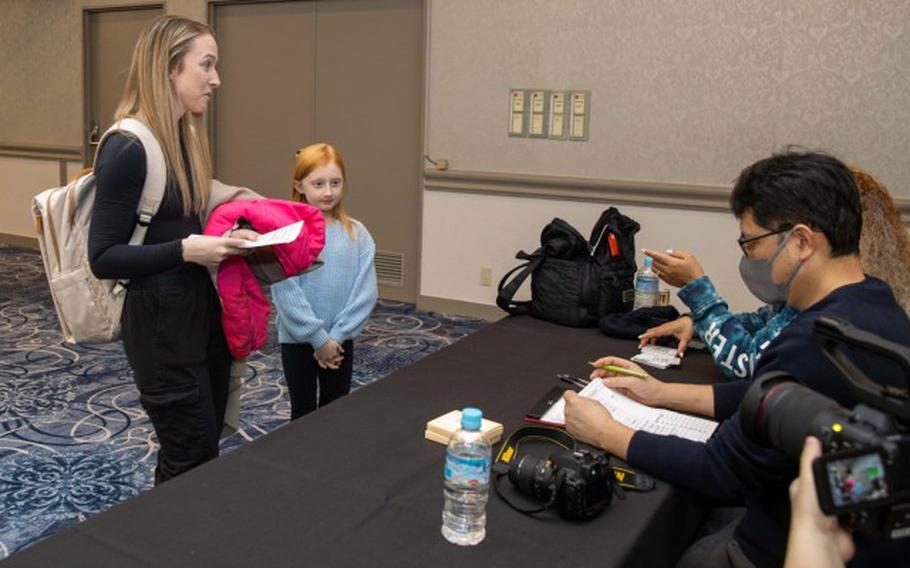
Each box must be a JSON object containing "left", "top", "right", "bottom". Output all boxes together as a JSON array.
[{"left": 523, "top": 386, "right": 574, "bottom": 427}]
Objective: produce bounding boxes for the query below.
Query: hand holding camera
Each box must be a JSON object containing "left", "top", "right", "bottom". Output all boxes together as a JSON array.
[{"left": 785, "top": 436, "right": 855, "bottom": 568}]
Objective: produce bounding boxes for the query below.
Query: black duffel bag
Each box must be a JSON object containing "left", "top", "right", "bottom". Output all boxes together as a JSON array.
[{"left": 496, "top": 207, "right": 640, "bottom": 327}]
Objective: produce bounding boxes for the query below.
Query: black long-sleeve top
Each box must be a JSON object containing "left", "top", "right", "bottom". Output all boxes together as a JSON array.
[{"left": 88, "top": 133, "right": 200, "bottom": 280}]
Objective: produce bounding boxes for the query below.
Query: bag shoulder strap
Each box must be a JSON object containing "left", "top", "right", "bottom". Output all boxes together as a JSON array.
[
  {"left": 94, "top": 117, "right": 168, "bottom": 236},
  {"left": 496, "top": 250, "right": 543, "bottom": 315},
  {"left": 93, "top": 118, "right": 169, "bottom": 291}
]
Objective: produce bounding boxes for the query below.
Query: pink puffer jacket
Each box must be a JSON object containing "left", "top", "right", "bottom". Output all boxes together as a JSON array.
[{"left": 204, "top": 199, "right": 325, "bottom": 358}]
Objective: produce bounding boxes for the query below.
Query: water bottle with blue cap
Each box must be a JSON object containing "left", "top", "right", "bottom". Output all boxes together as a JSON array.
[
  {"left": 442, "top": 407, "right": 491, "bottom": 545},
  {"left": 633, "top": 256, "right": 660, "bottom": 309}
]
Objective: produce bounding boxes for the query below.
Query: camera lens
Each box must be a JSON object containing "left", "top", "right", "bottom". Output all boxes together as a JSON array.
[
  {"left": 509, "top": 454, "right": 556, "bottom": 501},
  {"left": 741, "top": 371, "right": 847, "bottom": 460}
]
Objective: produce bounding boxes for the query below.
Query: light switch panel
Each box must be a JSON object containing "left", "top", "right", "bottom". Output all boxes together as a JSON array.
[
  {"left": 568, "top": 90, "right": 590, "bottom": 141},
  {"left": 548, "top": 91, "right": 567, "bottom": 139},
  {"left": 508, "top": 89, "right": 528, "bottom": 137},
  {"left": 528, "top": 89, "right": 549, "bottom": 138}
]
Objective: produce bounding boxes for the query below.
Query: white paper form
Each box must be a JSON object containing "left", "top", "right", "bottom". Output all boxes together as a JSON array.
[
  {"left": 541, "top": 380, "right": 718, "bottom": 443},
  {"left": 631, "top": 344, "right": 681, "bottom": 369},
  {"left": 238, "top": 220, "right": 303, "bottom": 249}
]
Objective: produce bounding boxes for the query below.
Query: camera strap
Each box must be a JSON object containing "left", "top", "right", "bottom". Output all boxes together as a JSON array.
[
  {"left": 494, "top": 425, "right": 577, "bottom": 468},
  {"left": 493, "top": 425, "right": 656, "bottom": 492}
]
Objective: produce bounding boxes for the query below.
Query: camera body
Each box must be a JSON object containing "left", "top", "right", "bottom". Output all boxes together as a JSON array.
[
  {"left": 741, "top": 317, "right": 910, "bottom": 540},
  {"left": 508, "top": 449, "right": 612, "bottom": 520}
]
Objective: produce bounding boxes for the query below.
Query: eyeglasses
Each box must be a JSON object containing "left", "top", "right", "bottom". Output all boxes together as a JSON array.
[{"left": 737, "top": 227, "right": 791, "bottom": 255}]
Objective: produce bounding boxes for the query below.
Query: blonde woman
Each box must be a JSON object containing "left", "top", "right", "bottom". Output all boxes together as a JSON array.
[
  {"left": 89, "top": 16, "right": 257, "bottom": 483},
  {"left": 272, "top": 143, "right": 378, "bottom": 420},
  {"left": 851, "top": 166, "right": 910, "bottom": 315}
]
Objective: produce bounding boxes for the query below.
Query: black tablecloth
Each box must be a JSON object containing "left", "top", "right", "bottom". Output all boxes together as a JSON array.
[{"left": 4, "top": 316, "right": 724, "bottom": 567}]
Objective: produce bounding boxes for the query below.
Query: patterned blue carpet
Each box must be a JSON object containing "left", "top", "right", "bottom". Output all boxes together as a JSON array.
[{"left": 0, "top": 245, "right": 486, "bottom": 559}]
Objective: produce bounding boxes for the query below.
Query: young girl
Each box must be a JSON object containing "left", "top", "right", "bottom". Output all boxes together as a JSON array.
[{"left": 271, "top": 143, "right": 378, "bottom": 419}]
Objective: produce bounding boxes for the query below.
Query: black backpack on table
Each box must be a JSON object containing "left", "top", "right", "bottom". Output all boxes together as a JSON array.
[{"left": 496, "top": 207, "right": 640, "bottom": 327}]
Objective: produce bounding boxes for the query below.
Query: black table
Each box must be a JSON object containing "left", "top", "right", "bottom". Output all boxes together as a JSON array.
[{"left": 4, "top": 316, "right": 724, "bottom": 567}]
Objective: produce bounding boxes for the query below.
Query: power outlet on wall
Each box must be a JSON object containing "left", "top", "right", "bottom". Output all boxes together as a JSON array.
[{"left": 480, "top": 267, "right": 493, "bottom": 287}]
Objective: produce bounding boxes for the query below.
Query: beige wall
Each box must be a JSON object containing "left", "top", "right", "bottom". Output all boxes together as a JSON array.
[
  {"left": 1, "top": 158, "right": 64, "bottom": 236},
  {"left": 0, "top": 0, "right": 204, "bottom": 242},
  {"left": 0, "top": 1, "right": 83, "bottom": 147},
  {"left": 426, "top": 0, "right": 910, "bottom": 192},
  {"left": 421, "top": 0, "right": 910, "bottom": 313},
  {"left": 0, "top": 0, "right": 182, "bottom": 148}
]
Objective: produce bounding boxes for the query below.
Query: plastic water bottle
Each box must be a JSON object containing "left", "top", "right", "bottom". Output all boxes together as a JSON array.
[
  {"left": 633, "top": 256, "right": 660, "bottom": 309},
  {"left": 441, "top": 407, "right": 491, "bottom": 545}
]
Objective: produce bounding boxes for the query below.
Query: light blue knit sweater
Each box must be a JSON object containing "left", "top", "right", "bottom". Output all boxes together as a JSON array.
[{"left": 272, "top": 219, "right": 378, "bottom": 347}]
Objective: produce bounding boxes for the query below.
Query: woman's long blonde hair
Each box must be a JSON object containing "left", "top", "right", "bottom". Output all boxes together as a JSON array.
[
  {"left": 291, "top": 143, "right": 355, "bottom": 238},
  {"left": 114, "top": 16, "right": 214, "bottom": 216},
  {"left": 852, "top": 166, "right": 910, "bottom": 314}
]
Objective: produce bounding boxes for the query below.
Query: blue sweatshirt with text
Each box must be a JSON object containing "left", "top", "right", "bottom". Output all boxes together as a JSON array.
[{"left": 679, "top": 276, "right": 799, "bottom": 380}]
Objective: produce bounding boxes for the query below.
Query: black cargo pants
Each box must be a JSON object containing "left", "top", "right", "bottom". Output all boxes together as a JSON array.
[{"left": 121, "top": 264, "right": 231, "bottom": 485}]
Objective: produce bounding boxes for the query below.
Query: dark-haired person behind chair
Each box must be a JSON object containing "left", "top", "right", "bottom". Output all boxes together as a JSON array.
[
  {"left": 563, "top": 150, "right": 910, "bottom": 567},
  {"left": 89, "top": 16, "right": 259, "bottom": 484}
]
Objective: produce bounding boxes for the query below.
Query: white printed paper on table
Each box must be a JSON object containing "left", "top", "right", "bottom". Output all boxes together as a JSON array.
[{"left": 541, "top": 379, "right": 718, "bottom": 443}]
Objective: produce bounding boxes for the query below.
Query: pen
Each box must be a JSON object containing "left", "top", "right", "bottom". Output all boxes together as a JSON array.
[
  {"left": 556, "top": 374, "right": 589, "bottom": 389},
  {"left": 587, "top": 361, "right": 649, "bottom": 379}
]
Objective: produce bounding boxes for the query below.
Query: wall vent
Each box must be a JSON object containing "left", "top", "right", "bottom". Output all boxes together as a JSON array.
[{"left": 375, "top": 250, "right": 404, "bottom": 287}]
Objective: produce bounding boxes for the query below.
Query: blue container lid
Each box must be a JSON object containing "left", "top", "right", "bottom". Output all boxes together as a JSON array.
[
  {"left": 643, "top": 256, "right": 653, "bottom": 267},
  {"left": 461, "top": 407, "right": 482, "bottom": 430}
]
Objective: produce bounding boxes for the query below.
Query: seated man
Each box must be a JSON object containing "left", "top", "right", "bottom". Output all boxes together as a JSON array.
[
  {"left": 564, "top": 150, "right": 910, "bottom": 567},
  {"left": 637, "top": 165, "right": 909, "bottom": 381}
]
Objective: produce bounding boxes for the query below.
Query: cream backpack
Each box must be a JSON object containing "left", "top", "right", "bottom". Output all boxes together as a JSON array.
[{"left": 32, "top": 118, "right": 167, "bottom": 344}]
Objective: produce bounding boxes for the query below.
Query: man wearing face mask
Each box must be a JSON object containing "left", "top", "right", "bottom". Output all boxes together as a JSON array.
[{"left": 564, "top": 150, "right": 910, "bottom": 567}]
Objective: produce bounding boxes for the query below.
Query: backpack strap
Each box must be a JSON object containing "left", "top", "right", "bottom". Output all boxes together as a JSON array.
[
  {"left": 496, "top": 250, "right": 543, "bottom": 315},
  {"left": 93, "top": 118, "right": 168, "bottom": 292}
]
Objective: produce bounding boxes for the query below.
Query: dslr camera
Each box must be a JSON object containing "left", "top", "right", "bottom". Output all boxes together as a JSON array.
[
  {"left": 508, "top": 449, "right": 613, "bottom": 520},
  {"left": 741, "top": 316, "right": 910, "bottom": 540}
]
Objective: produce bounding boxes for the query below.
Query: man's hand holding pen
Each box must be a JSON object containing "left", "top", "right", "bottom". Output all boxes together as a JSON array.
[
  {"left": 588, "top": 356, "right": 665, "bottom": 408},
  {"left": 561, "top": 368, "right": 637, "bottom": 460}
]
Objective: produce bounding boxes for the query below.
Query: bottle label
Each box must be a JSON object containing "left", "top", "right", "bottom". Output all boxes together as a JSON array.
[
  {"left": 444, "top": 453, "right": 490, "bottom": 485},
  {"left": 635, "top": 275, "right": 659, "bottom": 294}
]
